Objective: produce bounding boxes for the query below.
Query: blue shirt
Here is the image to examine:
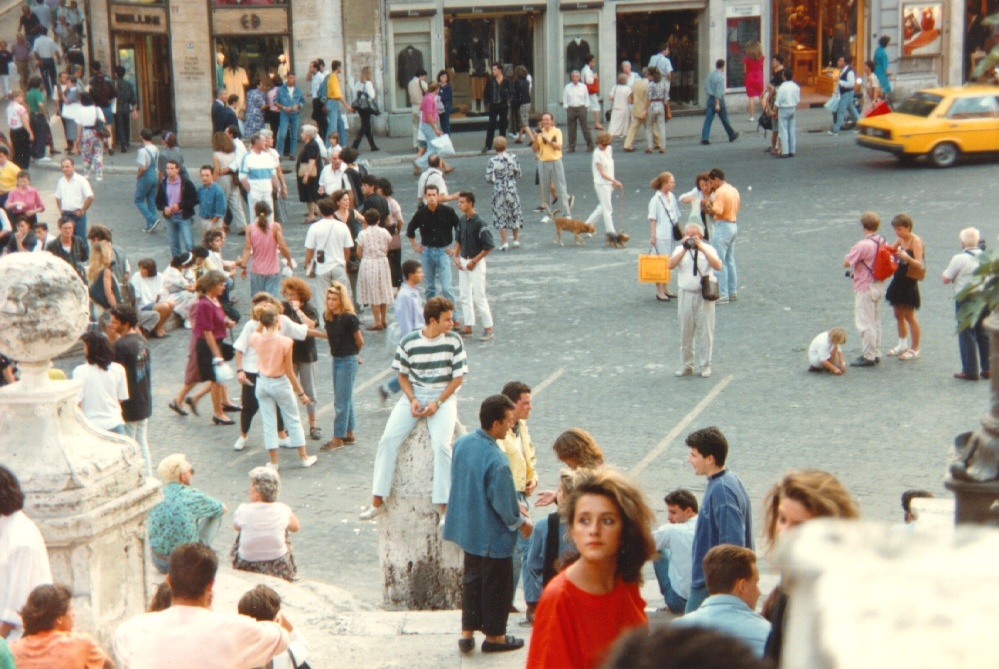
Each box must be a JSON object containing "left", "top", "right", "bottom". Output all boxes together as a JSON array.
[
  {"left": 523, "top": 511, "right": 575, "bottom": 604},
  {"left": 673, "top": 594, "right": 771, "bottom": 657},
  {"left": 443, "top": 428, "right": 524, "bottom": 558},
  {"left": 197, "top": 182, "right": 227, "bottom": 221},
  {"left": 393, "top": 283, "right": 424, "bottom": 339},
  {"left": 691, "top": 469, "right": 753, "bottom": 589}
]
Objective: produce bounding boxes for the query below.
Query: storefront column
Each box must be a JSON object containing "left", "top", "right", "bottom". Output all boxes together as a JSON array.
[{"left": 170, "top": 2, "right": 213, "bottom": 144}]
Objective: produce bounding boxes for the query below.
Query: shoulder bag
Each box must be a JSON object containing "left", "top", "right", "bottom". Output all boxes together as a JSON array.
[
  {"left": 906, "top": 243, "right": 927, "bottom": 281},
  {"left": 658, "top": 193, "right": 682, "bottom": 241},
  {"left": 692, "top": 249, "right": 720, "bottom": 301}
]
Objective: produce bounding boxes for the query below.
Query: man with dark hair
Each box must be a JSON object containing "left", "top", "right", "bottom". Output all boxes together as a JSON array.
[
  {"left": 110, "top": 305, "right": 153, "bottom": 477},
  {"left": 325, "top": 60, "right": 349, "bottom": 148},
  {"left": 700, "top": 59, "right": 739, "bottom": 145},
  {"left": 829, "top": 55, "right": 859, "bottom": 135},
  {"left": 113, "top": 65, "right": 137, "bottom": 152},
  {"left": 197, "top": 165, "right": 227, "bottom": 233},
  {"left": 45, "top": 216, "right": 88, "bottom": 279},
  {"left": 685, "top": 426, "right": 753, "bottom": 612},
  {"left": 901, "top": 489, "right": 935, "bottom": 523},
  {"left": 444, "top": 394, "right": 532, "bottom": 654},
  {"left": 359, "top": 174, "right": 388, "bottom": 224},
  {"left": 114, "top": 542, "right": 289, "bottom": 667},
  {"left": 0, "top": 466, "right": 52, "bottom": 641},
  {"left": 482, "top": 63, "right": 511, "bottom": 154},
  {"left": 653, "top": 489, "right": 699, "bottom": 613},
  {"left": 211, "top": 87, "right": 228, "bottom": 134},
  {"left": 674, "top": 545, "right": 771, "bottom": 657},
  {"left": 276, "top": 73, "right": 304, "bottom": 160},
  {"left": 54, "top": 157, "right": 93, "bottom": 244},
  {"left": 497, "top": 380, "right": 537, "bottom": 610},
  {"left": 454, "top": 191, "right": 494, "bottom": 340},
  {"left": 361, "top": 296, "right": 466, "bottom": 520},
  {"left": 407, "top": 182, "right": 460, "bottom": 313},
  {"left": 706, "top": 168, "right": 741, "bottom": 304},
  {"left": 155, "top": 159, "right": 199, "bottom": 257}
]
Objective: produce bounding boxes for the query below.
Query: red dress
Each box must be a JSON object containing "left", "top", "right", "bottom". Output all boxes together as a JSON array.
[
  {"left": 743, "top": 56, "right": 765, "bottom": 98},
  {"left": 526, "top": 572, "right": 648, "bottom": 669}
]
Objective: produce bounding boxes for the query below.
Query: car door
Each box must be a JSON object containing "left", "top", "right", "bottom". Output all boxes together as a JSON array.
[{"left": 943, "top": 95, "right": 999, "bottom": 152}]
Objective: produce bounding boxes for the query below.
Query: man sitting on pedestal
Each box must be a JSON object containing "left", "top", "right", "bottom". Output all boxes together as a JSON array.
[
  {"left": 652, "top": 488, "right": 698, "bottom": 613},
  {"left": 360, "top": 296, "right": 466, "bottom": 521}
]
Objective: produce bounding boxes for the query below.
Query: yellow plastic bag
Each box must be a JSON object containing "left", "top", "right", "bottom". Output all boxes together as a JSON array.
[{"left": 638, "top": 249, "right": 670, "bottom": 284}]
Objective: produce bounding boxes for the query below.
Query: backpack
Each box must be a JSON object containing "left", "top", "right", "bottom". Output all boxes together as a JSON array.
[
  {"left": 865, "top": 236, "right": 898, "bottom": 281},
  {"left": 90, "top": 73, "right": 115, "bottom": 107}
]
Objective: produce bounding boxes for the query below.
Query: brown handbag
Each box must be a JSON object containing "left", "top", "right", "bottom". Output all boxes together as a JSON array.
[
  {"left": 906, "top": 262, "right": 926, "bottom": 281},
  {"left": 298, "top": 162, "right": 317, "bottom": 179}
]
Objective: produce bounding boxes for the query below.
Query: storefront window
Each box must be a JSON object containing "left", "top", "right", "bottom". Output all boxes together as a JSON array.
[
  {"left": 215, "top": 36, "right": 290, "bottom": 109},
  {"left": 774, "top": 0, "right": 864, "bottom": 92},
  {"left": 392, "top": 18, "right": 432, "bottom": 109},
  {"left": 616, "top": 10, "right": 700, "bottom": 107},
  {"left": 726, "top": 11, "right": 761, "bottom": 88},
  {"left": 211, "top": 0, "right": 287, "bottom": 5}
]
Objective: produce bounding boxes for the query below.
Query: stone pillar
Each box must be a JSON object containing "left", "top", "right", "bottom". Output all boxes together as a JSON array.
[
  {"left": 946, "top": 310, "right": 999, "bottom": 525},
  {"left": 377, "top": 419, "right": 463, "bottom": 610},
  {"left": 774, "top": 519, "right": 999, "bottom": 669},
  {"left": 0, "top": 253, "right": 161, "bottom": 646}
]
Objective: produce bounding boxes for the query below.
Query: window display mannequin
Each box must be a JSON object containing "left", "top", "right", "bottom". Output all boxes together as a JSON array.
[
  {"left": 397, "top": 44, "right": 425, "bottom": 90},
  {"left": 566, "top": 36, "right": 590, "bottom": 75},
  {"left": 470, "top": 37, "right": 488, "bottom": 113},
  {"left": 223, "top": 56, "right": 250, "bottom": 114}
]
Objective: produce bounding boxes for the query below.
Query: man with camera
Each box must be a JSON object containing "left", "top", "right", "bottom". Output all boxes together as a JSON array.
[
  {"left": 304, "top": 197, "right": 355, "bottom": 295},
  {"left": 843, "top": 211, "right": 886, "bottom": 367},
  {"left": 669, "top": 222, "right": 722, "bottom": 378},
  {"left": 526, "top": 113, "right": 573, "bottom": 217}
]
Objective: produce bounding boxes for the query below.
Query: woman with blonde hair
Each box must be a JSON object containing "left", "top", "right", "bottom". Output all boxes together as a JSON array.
[
  {"left": 211, "top": 130, "right": 246, "bottom": 233},
  {"left": 761, "top": 470, "right": 859, "bottom": 665},
  {"left": 606, "top": 73, "right": 632, "bottom": 138},
  {"left": 527, "top": 467, "right": 656, "bottom": 669},
  {"left": 319, "top": 281, "right": 363, "bottom": 451},
  {"left": 232, "top": 466, "right": 302, "bottom": 581},
  {"left": 648, "top": 171, "right": 681, "bottom": 301},
  {"left": 249, "top": 302, "right": 318, "bottom": 469},
  {"left": 535, "top": 428, "right": 606, "bottom": 507},
  {"left": 86, "top": 240, "right": 120, "bottom": 331},
  {"left": 743, "top": 40, "right": 765, "bottom": 122}
]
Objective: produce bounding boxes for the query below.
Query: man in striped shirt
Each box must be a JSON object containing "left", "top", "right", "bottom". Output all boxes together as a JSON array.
[
  {"left": 361, "top": 297, "right": 466, "bottom": 520},
  {"left": 238, "top": 133, "right": 279, "bottom": 214}
]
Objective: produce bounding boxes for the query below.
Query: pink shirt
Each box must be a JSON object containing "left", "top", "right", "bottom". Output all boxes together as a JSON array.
[
  {"left": 248, "top": 222, "right": 280, "bottom": 276},
  {"left": 249, "top": 332, "right": 292, "bottom": 377},
  {"left": 420, "top": 92, "right": 438, "bottom": 124},
  {"left": 844, "top": 234, "right": 883, "bottom": 292},
  {"left": 5, "top": 186, "right": 42, "bottom": 214}
]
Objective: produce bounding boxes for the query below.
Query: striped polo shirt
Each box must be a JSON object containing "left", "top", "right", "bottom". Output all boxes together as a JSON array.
[
  {"left": 392, "top": 330, "right": 467, "bottom": 390},
  {"left": 239, "top": 150, "right": 277, "bottom": 196}
]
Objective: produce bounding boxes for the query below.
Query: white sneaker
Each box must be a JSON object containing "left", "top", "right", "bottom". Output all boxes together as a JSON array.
[
  {"left": 438, "top": 514, "right": 446, "bottom": 528},
  {"left": 265, "top": 461, "right": 279, "bottom": 470},
  {"left": 38, "top": 156, "right": 52, "bottom": 162},
  {"left": 512, "top": 240, "right": 520, "bottom": 248},
  {"left": 233, "top": 436, "right": 246, "bottom": 451},
  {"left": 675, "top": 367, "right": 693, "bottom": 377},
  {"left": 700, "top": 366, "right": 712, "bottom": 378},
  {"left": 183, "top": 320, "right": 192, "bottom": 329},
  {"left": 716, "top": 296, "right": 730, "bottom": 304},
  {"left": 300, "top": 455, "right": 318, "bottom": 468},
  {"left": 359, "top": 505, "right": 387, "bottom": 521}
]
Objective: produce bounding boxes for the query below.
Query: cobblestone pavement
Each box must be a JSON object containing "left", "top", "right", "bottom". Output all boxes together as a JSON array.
[{"left": 34, "top": 109, "right": 998, "bottom": 604}]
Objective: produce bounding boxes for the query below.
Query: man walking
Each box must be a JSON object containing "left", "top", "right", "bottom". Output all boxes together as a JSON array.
[
  {"left": 454, "top": 192, "right": 494, "bottom": 341},
  {"left": 360, "top": 296, "right": 466, "bottom": 520},
  {"left": 652, "top": 489, "right": 698, "bottom": 613},
  {"left": 276, "top": 73, "right": 304, "bottom": 159},
  {"left": 30, "top": 30, "right": 60, "bottom": 99},
  {"left": 325, "top": 60, "right": 351, "bottom": 147},
  {"left": 482, "top": 64, "right": 511, "bottom": 154},
  {"left": 829, "top": 56, "right": 859, "bottom": 136},
  {"left": 307, "top": 58, "right": 329, "bottom": 140},
  {"left": 109, "top": 305, "right": 153, "bottom": 477},
  {"left": 623, "top": 67, "right": 650, "bottom": 153},
  {"left": 444, "top": 394, "right": 532, "bottom": 655},
  {"left": 843, "top": 211, "right": 886, "bottom": 367},
  {"left": 113, "top": 66, "right": 136, "bottom": 153},
  {"left": 685, "top": 426, "right": 753, "bottom": 612},
  {"left": 562, "top": 71, "right": 592, "bottom": 152},
  {"left": 134, "top": 128, "right": 160, "bottom": 233},
  {"left": 155, "top": 159, "right": 198, "bottom": 257},
  {"left": 407, "top": 183, "right": 459, "bottom": 308},
  {"left": 774, "top": 68, "right": 800, "bottom": 158},
  {"left": 707, "top": 168, "right": 741, "bottom": 303},
  {"left": 54, "top": 157, "right": 93, "bottom": 243},
  {"left": 942, "top": 227, "right": 990, "bottom": 380},
  {"left": 196, "top": 165, "right": 227, "bottom": 232},
  {"left": 700, "top": 60, "right": 739, "bottom": 145}
]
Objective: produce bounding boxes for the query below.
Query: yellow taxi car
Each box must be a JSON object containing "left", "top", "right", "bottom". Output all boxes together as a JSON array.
[{"left": 856, "top": 85, "right": 999, "bottom": 167}]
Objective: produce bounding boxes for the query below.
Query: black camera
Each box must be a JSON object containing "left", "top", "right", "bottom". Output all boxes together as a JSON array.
[
  {"left": 316, "top": 250, "right": 325, "bottom": 263},
  {"left": 683, "top": 237, "right": 698, "bottom": 251}
]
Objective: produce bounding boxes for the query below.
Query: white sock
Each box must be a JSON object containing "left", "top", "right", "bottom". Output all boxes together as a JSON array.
[{"left": 898, "top": 338, "right": 908, "bottom": 350}]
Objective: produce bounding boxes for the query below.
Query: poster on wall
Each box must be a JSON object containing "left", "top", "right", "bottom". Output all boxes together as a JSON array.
[{"left": 901, "top": 4, "right": 942, "bottom": 56}]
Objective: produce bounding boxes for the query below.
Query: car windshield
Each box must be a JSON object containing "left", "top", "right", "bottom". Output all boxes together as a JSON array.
[{"left": 896, "top": 92, "right": 943, "bottom": 117}]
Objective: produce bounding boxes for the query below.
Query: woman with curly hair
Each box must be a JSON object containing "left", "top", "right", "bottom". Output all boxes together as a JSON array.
[
  {"left": 534, "top": 428, "right": 606, "bottom": 507},
  {"left": 232, "top": 466, "right": 301, "bottom": 581},
  {"left": 760, "top": 470, "right": 859, "bottom": 666},
  {"left": 526, "top": 467, "right": 655, "bottom": 669},
  {"left": 9, "top": 584, "right": 111, "bottom": 668},
  {"left": 281, "top": 276, "right": 321, "bottom": 440}
]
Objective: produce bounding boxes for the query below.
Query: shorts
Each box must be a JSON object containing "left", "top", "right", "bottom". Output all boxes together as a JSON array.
[
  {"left": 517, "top": 103, "right": 530, "bottom": 130},
  {"left": 195, "top": 338, "right": 218, "bottom": 383}
]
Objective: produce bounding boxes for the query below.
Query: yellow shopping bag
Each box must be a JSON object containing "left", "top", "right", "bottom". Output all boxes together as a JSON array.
[{"left": 638, "top": 248, "right": 670, "bottom": 284}]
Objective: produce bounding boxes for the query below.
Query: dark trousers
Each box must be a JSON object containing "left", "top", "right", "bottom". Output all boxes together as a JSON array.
[
  {"left": 462, "top": 552, "right": 513, "bottom": 636},
  {"left": 484, "top": 103, "right": 509, "bottom": 150},
  {"left": 39, "top": 57, "right": 56, "bottom": 98},
  {"left": 566, "top": 105, "right": 593, "bottom": 150},
  {"left": 241, "top": 371, "right": 285, "bottom": 434},
  {"left": 352, "top": 111, "right": 378, "bottom": 152},
  {"left": 115, "top": 110, "right": 131, "bottom": 150},
  {"left": 958, "top": 301, "right": 991, "bottom": 376},
  {"left": 30, "top": 113, "right": 50, "bottom": 159},
  {"left": 11, "top": 128, "right": 30, "bottom": 168},
  {"left": 311, "top": 98, "right": 328, "bottom": 140}
]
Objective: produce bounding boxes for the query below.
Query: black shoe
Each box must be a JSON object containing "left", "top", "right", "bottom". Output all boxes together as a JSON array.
[
  {"left": 370, "top": 146, "right": 380, "bottom": 151},
  {"left": 458, "top": 638, "right": 474, "bottom": 654},
  {"left": 700, "top": 140, "right": 710, "bottom": 145},
  {"left": 481, "top": 635, "right": 525, "bottom": 653},
  {"left": 729, "top": 132, "right": 740, "bottom": 142},
  {"left": 850, "top": 356, "right": 877, "bottom": 368},
  {"left": 168, "top": 400, "right": 188, "bottom": 416},
  {"left": 212, "top": 416, "right": 236, "bottom": 426}
]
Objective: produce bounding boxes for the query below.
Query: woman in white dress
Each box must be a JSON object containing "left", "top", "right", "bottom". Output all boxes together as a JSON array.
[
  {"left": 647, "top": 171, "right": 681, "bottom": 302},
  {"left": 606, "top": 74, "right": 632, "bottom": 138}
]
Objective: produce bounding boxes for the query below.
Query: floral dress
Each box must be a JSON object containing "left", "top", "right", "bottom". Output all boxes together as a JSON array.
[
  {"left": 244, "top": 87, "right": 266, "bottom": 137},
  {"left": 356, "top": 225, "right": 394, "bottom": 306},
  {"left": 485, "top": 151, "right": 524, "bottom": 230}
]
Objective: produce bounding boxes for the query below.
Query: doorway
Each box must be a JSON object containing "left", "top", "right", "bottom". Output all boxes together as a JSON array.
[
  {"left": 616, "top": 9, "right": 701, "bottom": 107},
  {"left": 215, "top": 35, "right": 290, "bottom": 91},
  {"left": 114, "top": 33, "right": 173, "bottom": 136}
]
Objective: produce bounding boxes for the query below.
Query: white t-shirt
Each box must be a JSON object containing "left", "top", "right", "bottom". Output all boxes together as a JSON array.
[
  {"left": 305, "top": 217, "right": 354, "bottom": 275},
  {"left": 130, "top": 274, "right": 166, "bottom": 309},
  {"left": 942, "top": 248, "right": 983, "bottom": 295},
  {"left": 808, "top": 331, "right": 835, "bottom": 368},
  {"left": 233, "top": 501, "right": 293, "bottom": 561},
  {"left": 74, "top": 105, "right": 106, "bottom": 129},
  {"left": 591, "top": 146, "right": 614, "bottom": 186},
  {"left": 239, "top": 149, "right": 278, "bottom": 196},
  {"left": 233, "top": 316, "right": 308, "bottom": 374},
  {"left": 54, "top": 173, "right": 94, "bottom": 211},
  {"left": 73, "top": 362, "right": 129, "bottom": 429},
  {"left": 6, "top": 102, "right": 25, "bottom": 130}
]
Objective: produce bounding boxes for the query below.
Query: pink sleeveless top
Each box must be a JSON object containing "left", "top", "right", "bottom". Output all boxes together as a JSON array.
[{"left": 249, "top": 222, "right": 279, "bottom": 276}]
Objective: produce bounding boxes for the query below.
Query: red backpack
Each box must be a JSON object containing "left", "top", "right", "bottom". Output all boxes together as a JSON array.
[{"left": 865, "top": 236, "right": 898, "bottom": 281}]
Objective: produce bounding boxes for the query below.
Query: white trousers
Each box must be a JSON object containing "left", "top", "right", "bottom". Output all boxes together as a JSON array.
[
  {"left": 854, "top": 282, "right": 884, "bottom": 360},
  {"left": 247, "top": 189, "right": 274, "bottom": 217},
  {"left": 585, "top": 183, "right": 615, "bottom": 234},
  {"left": 678, "top": 288, "right": 715, "bottom": 370},
  {"left": 457, "top": 257, "right": 493, "bottom": 328}
]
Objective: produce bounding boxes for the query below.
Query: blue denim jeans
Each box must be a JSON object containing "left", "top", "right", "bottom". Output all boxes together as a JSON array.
[
  {"left": 511, "top": 491, "right": 531, "bottom": 596},
  {"left": 255, "top": 375, "right": 306, "bottom": 451},
  {"left": 277, "top": 112, "right": 299, "bottom": 156},
  {"left": 325, "top": 100, "right": 341, "bottom": 145},
  {"left": 832, "top": 91, "right": 859, "bottom": 132},
  {"left": 958, "top": 301, "right": 990, "bottom": 376},
  {"left": 332, "top": 355, "right": 358, "bottom": 437},
  {"left": 712, "top": 221, "right": 738, "bottom": 298},
  {"left": 166, "top": 216, "right": 194, "bottom": 258},
  {"left": 250, "top": 272, "right": 281, "bottom": 299},
  {"left": 653, "top": 551, "right": 688, "bottom": 612},
  {"left": 134, "top": 169, "right": 158, "bottom": 229},
  {"left": 701, "top": 96, "right": 737, "bottom": 141},
  {"left": 422, "top": 246, "right": 455, "bottom": 306},
  {"left": 685, "top": 584, "right": 709, "bottom": 613}
]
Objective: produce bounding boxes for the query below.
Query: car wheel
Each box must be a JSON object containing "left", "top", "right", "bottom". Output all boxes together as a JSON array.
[{"left": 929, "top": 142, "right": 958, "bottom": 168}]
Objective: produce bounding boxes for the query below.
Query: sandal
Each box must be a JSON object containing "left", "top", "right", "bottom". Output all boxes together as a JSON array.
[
  {"left": 899, "top": 349, "right": 921, "bottom": 361},
  {"left": 886, "top": 344, "right": 907, "bottom": 356}
]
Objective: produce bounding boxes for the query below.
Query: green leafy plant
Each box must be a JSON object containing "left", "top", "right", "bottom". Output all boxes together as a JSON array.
[{"left": 957, "top": 249, "right": 999, "bottom": 330}]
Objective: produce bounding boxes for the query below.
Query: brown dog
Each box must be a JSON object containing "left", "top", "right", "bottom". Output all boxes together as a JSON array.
[
  {"left": 546, "top": 211, "right": 596, "bottom": 246},
  {"left": 605, "top": 232, "right": 631, "bottom": 248}
]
